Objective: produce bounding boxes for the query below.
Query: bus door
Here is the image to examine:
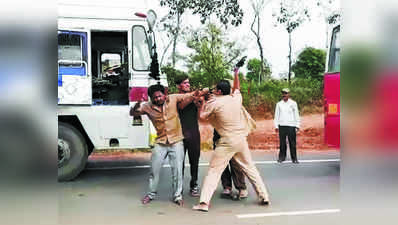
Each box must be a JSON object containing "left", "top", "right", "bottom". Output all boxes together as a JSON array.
[
  {"left": 324, "top": 25, "right": 340, "bottom": 148},
  {"left": 324, "top": 74, "right": 340, "bottom": 148},
  {"left": 127, "top": 25, "right": 152, "bottom": 148}
]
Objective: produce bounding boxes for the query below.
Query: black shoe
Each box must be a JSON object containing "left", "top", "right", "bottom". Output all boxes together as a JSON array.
[
  {"left": 259, "top": 198, "right": 270, "bottom": 206},
  {"left": 277, "top": 159, "right": 284, "bottom": 163},
  {"left": 174, "top": 199, "right": 184, "bottom": 206},
  {"left": 292, "top": 160, "right": 299, "bottom": 164}
]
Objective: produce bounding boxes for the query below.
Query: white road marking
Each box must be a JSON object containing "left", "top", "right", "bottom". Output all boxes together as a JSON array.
[
  {"left": 86, "top": 159, "right": 340, "bottom": 170},
  {"left": 236, "top": 209, "right": 341, "bottom": 219}
]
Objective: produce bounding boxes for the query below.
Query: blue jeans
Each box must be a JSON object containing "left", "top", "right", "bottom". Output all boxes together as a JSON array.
[{"left": 147, "top": 141, "right": 184, "bottom": 201}]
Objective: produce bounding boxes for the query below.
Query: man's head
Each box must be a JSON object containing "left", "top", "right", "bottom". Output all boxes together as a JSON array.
[
  {"left": 176, "top": 75, "right": 190, "bottom": 93},
  {"left": 282, "top": 88, "right": 290, "bottom": 101},
  {"left": 148, "top": 84, "right": 166, "bottom": 106},
  {"left": 215, "top": 80, "right": 231, "bottom": 95}
]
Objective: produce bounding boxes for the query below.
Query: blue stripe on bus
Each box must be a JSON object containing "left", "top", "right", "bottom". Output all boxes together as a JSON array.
[{"left": 58, "top": 66, "right": 86, "bottom": 76}]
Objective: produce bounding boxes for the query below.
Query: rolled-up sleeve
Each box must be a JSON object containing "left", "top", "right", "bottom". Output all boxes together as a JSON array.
[{"left": 173, "top": 93, "right": 194, "bottom": 102}]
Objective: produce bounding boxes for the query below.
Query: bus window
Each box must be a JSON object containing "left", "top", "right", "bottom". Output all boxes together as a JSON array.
[
  {"left": 101, "top": 53, "right": 121, "bottom": 77},
  {"left": 132, "top": 26, "right": 151, "bottom": 71},
  {"left": 328, "top": 26, "right": 340, "bottom": 73},
  {"left": 58, "top": 31, "right": 88, "bottom": 76}
]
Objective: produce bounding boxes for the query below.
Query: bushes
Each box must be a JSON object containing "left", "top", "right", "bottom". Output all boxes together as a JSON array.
[
  {"left": 290, "top": 77, "right": 323, "bottom": 107},
  {"left": 161, "top": 65, "right": 324, "bottom": 118},
  {"left": 241, "top": 77, "right": 323, "bottom": 118}
]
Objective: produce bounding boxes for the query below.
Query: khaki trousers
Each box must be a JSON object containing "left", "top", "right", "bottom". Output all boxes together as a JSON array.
[{"left": 200, "top": 136, "right": 270, "bottom": 204}]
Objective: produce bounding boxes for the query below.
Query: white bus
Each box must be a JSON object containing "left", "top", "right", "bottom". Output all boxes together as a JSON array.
[{"left": 57, "top": 5, "right": 167, "bottom": 181}]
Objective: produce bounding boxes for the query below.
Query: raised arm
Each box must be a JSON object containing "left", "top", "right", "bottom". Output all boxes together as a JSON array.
[
  {"left": 232, "top": 56, "right": 246, "bottom": 93},
  {"left": 232, "top": 68, "right": 240, "bottom": 93}
]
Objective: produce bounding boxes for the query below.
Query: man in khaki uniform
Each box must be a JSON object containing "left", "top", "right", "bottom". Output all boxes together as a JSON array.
[{"left": 193, "top": 70, "right": 270, "bottom": 212}]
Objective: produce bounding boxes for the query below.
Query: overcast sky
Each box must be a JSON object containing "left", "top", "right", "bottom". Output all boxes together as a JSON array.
[{"left": 59, "top": 0, "right": 340, "bottom": 78}]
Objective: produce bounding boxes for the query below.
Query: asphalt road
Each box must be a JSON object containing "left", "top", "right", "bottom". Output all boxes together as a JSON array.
[{"left": 58, "top": 150, "right": 340, "bottom": 225}]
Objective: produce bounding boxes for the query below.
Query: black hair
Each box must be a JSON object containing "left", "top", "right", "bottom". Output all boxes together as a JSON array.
[
  {"left": 148, "top": 84, "right": 165, "bottom": 99},
  {"left": 216, "top": 80, "right": 231, "bottom": 95},
  {"left": 175, "top": 74, "right": 189, "bottom": 85}
]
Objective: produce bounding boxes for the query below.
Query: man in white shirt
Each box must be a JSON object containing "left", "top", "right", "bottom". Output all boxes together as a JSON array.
[{"left": 274, "top": 88, "right": 300, "bottom": 164}]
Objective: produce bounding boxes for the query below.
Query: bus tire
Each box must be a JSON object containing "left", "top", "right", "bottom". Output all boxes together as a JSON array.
[{"left": 58, "top": 122, "right": 88, "bottom": 181}]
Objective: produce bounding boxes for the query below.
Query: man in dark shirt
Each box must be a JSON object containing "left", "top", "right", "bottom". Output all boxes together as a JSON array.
[{"left": 176, "top": 75, "right": 201, "bottom": 197}]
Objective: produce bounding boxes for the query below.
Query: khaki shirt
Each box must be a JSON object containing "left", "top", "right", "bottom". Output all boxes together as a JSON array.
[
  {"left": 201, "top": 90, "right": 256, "bottom": 139},
  {"left": 138, "top": 93, "right": 194, "bottom": 145}
]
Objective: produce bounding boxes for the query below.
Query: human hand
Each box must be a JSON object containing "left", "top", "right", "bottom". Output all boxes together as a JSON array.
[
  {"left": 196, "top": 88, "right": 209, "bottom": 97},
  {"left": 275, "top": 128, "right": 279, "bottom": 133},
  {"left": 194, "top": 96, "right": 204, "bottom": 108},
  {"left": 138, "top": 93, "right": 146, "bottom": 103},
  {"left": 135, "top": 93, "right": 145, "bottom": 107},
  {"left": 202, "top": 88, "right": 210, "bottom": 95}
]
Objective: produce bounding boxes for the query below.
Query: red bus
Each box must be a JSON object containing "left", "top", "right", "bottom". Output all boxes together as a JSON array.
[{"left": 324, "top": 25, "right": 340, "bottom": 148}]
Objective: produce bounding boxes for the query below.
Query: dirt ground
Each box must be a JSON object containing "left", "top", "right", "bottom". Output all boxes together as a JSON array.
[
  {"left": 200, "top": 113, "right": 326, "bottom": 151},
  {"left": 92, "top": 113, "right": 327, "bottom": 159}
]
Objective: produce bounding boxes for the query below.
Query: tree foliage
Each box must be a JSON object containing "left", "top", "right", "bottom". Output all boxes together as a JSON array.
[
  {"left": 292, "top": 47, "right": 326, "bottom": 80},
  {"left": 274, "top": 0, "right": 310, "bottom": 33},
  {"left": 315, "top": 0, "right": 340, "bottom": 25},
  {"left": 159, "top": 0, "right": 244, "bottom": 67},
  {"left": 273, "top": 0, "right": 311, "bottom": 82},
  {"left": 246, "top": 58, "right": 272, "bottom": 82},
  {"left": 186, "top": 23, "right": 244, "bottom": 88},
  {"left": 188, "top": 0, "right": 244, "bottom": 26},
  {"left": 327, "top": 11, "right": 341, "bottom": 25},
  {"left": 315, "top": 0, "right": 340, "bottom": 48}
]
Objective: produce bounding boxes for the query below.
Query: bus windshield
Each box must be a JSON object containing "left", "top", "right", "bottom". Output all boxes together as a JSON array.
[
  {"left": 328, "top": 25, "right": 340, "bottom": 73},
  {"left": 132, "top": 26, "right": 151, "bottom": 71}
]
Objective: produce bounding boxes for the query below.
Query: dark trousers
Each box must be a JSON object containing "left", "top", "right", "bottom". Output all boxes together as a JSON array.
[
  {"left": 213, "top": 130, "right": 247, "bottom": 191},
  {"left": 278, "top": 126, "right": 297, "bottom": 161},
  {"left": 182, "top": 129, "right": 201, "bottom": 189}
]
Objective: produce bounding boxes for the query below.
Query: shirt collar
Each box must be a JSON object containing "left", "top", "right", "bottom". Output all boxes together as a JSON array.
[{"left": 150, "top": 102, "right": 163, "bottom": 112}]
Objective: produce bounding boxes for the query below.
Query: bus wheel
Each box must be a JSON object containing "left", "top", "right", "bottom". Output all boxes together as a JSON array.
[{"left": 58, "top": 122, "right": 88, "bottom": 181}]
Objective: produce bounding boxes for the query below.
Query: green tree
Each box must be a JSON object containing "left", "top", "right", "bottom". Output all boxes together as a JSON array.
[
  {"left": 246, "top": 58, "right": 271, "bottom": 83},
  {"left": 292, "top": 47, "right": 326, "bottom": 80},
  {"left": 273, "top": 0, "right": 311, "bottom": 83},
  {"left": 315, "top": 0, "right": 341, "bottom": 48},
  {"left": 186, "top": 24, "right": 244, "bottom": 88},
  {"left": 159, "top": 0, "right": 244, "bottom": 67}
]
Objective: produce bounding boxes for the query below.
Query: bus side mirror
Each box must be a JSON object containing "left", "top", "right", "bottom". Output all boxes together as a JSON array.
[{"left": 147, "top": 10, "right": 157, "bottom": 32}]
